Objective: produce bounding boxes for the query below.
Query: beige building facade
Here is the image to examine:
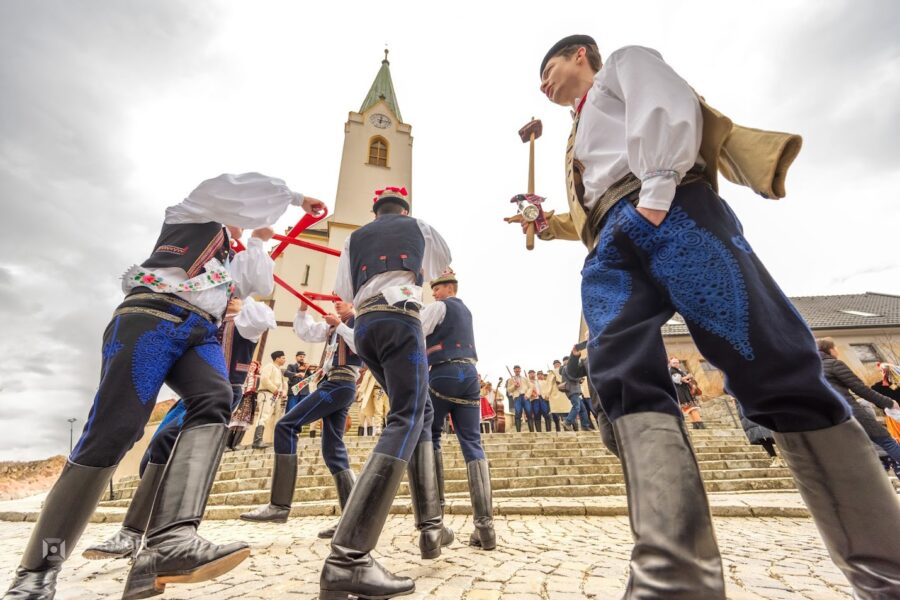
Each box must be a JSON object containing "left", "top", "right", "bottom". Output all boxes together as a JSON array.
[{"left": 258, "top": 51, "right": 413, "bottom": 366}]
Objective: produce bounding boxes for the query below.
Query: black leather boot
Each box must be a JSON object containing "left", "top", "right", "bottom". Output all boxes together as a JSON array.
[
  {"left": 433, "top": 448, "right": 446, "bottom": 517},
  {"left": 251, "top": 425, "right": 267, "bottom": 449},
  {"left": 534, "top": 416, "right": 542, "bottom": 432},
  {"left": 614, "top": 412, "right": 725, "bottom": 599},
  {"left": 122, "top": 424, "right": 249, "bottom": 599},
  {"left": 514, "top": 419, "right": 522, "bottom": 432},
  {"left": 83, "top": 462, "right": 165, "bottom": 560},
  {"left": 526, "top": 417, "right": 535, "bottom": 433},
  {"left": 239, "top": 453, "right": 297, "bottom": 523},
  {"left": 318, "top": 469, "right": 356, "bottom": 539},
  {"left": 774, "top": 419, "right": 900, "bottom": 598},
  {"left": 407, "top": 441, "right": 454, "bottom": 559},
  {"left": 357, "top": 426, "right": 364, "bottom": 437},
  {"left": 466, "top": 459, "right": 496, "bottom": 550},
  {"left": 320, "top": 453, "right": 414, "bottom": 599},
  {"left": 3, "top": 461, "right": 115, "bottom": 600}
]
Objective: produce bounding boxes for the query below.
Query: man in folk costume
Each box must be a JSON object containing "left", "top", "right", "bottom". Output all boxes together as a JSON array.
[
  {"left": 82, "top": 296, "right": 275, "bottom": 561},
  {"left": 321, "top": 186, "right": 451, "bottom": 599},
  {"left": 240, "top": 299, "right": 360, "bottom": 542},
  {"left": 514, "top": 35, "right": 900, "bottom": 597},
  {"left": 253, "top": 350, "right": 288, "bottom": 448},
  {"left": 544, "top": 361, "right": 571, "bottom": 431},
  {"left": 421, "top": 269, "right": 496, "bottom": 551},
  {"left": 357, "top": 369, "right": 390, "bottom": 436},
  {"left": 2, "top": 173, "right": 325, "bottom": 600},
  {"left": 526, "top": 370, "right": 549, "bottom": 432},
  {"left": 505, "top": 365, "right": 533, "bottom": 432},
  {"left": 284, "top": 350, "right": 309, "bottom": 414}
]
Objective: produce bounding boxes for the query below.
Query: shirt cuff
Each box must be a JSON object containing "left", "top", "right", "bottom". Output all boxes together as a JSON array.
[
  {"left": 290, "top": 191, "right": 305, "bottom": 206},
  {"left": 637, "top": 173, "right": 679, "bottom": 212},
  {"left": 245, "top": 236, "right": 265, "bottom": 250}
]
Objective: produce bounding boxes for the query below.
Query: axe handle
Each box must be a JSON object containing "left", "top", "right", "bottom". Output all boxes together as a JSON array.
[
  {"left": 528, "top": 132, "right": 535, "bottom": 195},
  {"left": 526, "top": 222, "right": 535, "bottom": 250}
]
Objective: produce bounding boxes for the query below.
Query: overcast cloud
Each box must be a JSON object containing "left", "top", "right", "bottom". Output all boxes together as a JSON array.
[{"left": 1, "top": 0, "right": 898, "bottom": 461}]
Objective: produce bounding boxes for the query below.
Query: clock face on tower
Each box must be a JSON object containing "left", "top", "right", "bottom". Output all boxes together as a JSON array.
[{"left": 369, "top": 113, "right": 392, "bottom": 129}]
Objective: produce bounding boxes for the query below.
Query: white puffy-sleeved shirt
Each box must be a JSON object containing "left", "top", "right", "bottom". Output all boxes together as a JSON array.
[
  {"left": 233, "top": 297, "right": 276, "bottom": 342},
  {"left": 293, "top": 310, "right": 357, "bottom": 375},
  {"left": 333, "top": 218, "right": 452, "bottom": 308},
  {"left": 128, "top": 173, "right": 302, "bottom": 321},
  {"left": 575, "top": 46, "right": 702, "bottom": 213}
]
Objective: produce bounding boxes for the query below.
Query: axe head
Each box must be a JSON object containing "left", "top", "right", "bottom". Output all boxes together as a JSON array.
[{"left": 518, "top": 119, "right": 543, "bottom": 143}]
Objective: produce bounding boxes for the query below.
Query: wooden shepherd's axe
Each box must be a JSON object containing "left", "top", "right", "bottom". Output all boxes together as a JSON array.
[{"left": 517, "top": 117, "right": 543, "bottom": 250}]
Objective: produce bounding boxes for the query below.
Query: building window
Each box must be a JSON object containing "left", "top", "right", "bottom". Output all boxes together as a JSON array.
[
  {"left": 839, "top": 309, "right": 880, "bottom": 317},
  {"left": 850, "top": 343, "right": 883, "bottom": 363},
  {"left": 368, "top": 137, "right": 388, "bottom": 167},
  {"left": 301, "top": 265, "right": 310, "bottom": 287}
]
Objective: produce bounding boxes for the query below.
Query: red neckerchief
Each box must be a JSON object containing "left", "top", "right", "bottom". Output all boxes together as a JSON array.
[{"left": 575, "top": 94, "right": 588, "bottom": 116}]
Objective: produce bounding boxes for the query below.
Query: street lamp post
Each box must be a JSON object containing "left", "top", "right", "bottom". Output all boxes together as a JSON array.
[{"left": 67, "top": 418, "right": 77, "bottom": 454}]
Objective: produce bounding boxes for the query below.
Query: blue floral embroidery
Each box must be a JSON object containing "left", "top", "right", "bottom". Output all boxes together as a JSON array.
[
  {"left": 581, "top": 231, "right": 632, "bottom": 346},
  {"left": 408, "top": 349, "right": 428, "bottom": 367},
  {"left": 731, "top": 235, "right": 753, "bottom": 254},
  {"left": 318, "top": 389, "right": 334, "bottom": 404},
  {"left": 131, "top": 319, "right": 193, "bottom": 405},
  {"left": 619, "top": 204, "right": 755, "bottom": 360},
  {"left": 194, "top": 342, "right": 228, "bottom": 381}
]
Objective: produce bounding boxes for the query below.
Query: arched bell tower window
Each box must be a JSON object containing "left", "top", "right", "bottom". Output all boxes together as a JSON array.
[{"left": 368, "top": 136, "right": 389, "bottom": 167}]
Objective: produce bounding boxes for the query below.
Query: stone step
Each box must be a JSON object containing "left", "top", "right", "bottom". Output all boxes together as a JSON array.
[
  {"left": 110, "top": 449, "right": 771, "bottom": 495},
  {"left": 103, "top": 467, "right": 793, "bottom": 508}
]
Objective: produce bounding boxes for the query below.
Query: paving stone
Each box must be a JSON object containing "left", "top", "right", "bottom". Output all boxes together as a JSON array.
[{"left": 0, "top": 514, "right": 856, "bottom": 599}]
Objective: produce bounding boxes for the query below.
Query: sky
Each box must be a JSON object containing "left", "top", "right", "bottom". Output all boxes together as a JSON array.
[{"left": 0, "top": 0, "right": 898, "bottom": 461}]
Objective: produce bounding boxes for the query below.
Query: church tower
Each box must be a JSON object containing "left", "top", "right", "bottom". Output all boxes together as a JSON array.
[{"left": 260, "top": 51, "right": 413, "bottom": 367}]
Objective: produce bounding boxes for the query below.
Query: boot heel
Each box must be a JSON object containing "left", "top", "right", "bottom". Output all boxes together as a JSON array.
[
  {"left": 478, "top": 530, "right": 497, "bottom": 551},
  {"left": 122, "top": 559, "right": 165, "bottom": 600},
  {"left": 318, "top": 590, "right": 349, "bottom": 600}
]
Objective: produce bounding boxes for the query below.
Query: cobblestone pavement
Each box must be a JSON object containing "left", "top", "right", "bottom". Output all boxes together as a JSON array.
[{"left": 0, "top": 515, "right": 852, "bottom": 599}]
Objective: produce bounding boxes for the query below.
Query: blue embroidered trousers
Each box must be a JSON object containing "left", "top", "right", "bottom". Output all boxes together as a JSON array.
[
  {"left": 354, "top": 311, "right": 433, "bottom": 462},
  {"left": 429, "top": 361, "right": 486, "bottom": 463},
  {"left": 273, "top": 378, "right": 355, "bottom": 473},
  {"left": 581, "top": 181, "right": 850, "bottom": 432},
  {"left": 70, "top": 295, "right": 232, "bottom": 468}
]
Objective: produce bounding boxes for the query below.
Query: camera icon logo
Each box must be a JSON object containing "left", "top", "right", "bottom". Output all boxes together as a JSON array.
[{"left": 42, "top": 538, "right": 66, "bottom": 563}]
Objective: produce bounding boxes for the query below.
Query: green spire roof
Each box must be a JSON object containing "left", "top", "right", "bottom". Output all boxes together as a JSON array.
[{"left": 360, "top": 49, "right": 402, "bottom": 121}]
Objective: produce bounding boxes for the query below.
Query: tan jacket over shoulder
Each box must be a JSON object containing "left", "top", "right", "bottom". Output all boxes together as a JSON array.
[
  {"left": 540, "top": 98, "right": 802, "bottom": 249},
  {"left": 259, "top": 363, "right": 286, "bottom": 395},
  {"left": 506, "top": 375, "right": 530, "bottom": 398},
  {"left": 545, "top": 370, "right": 571, "bottom": 413}
]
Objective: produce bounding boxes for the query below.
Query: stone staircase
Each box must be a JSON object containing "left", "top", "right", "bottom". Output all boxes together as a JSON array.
[{"left": 99, "top": 428, "right": 798, "bottom": 519}]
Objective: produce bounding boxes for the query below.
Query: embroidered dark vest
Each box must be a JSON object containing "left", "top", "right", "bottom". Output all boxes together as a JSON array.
[
  {"left": 141, "top": 222, "right": 230, "bottom": 278},
  {"left": 219, "top": 317, "right": 259, "bottom": 385},
  {"left": 348, "top": 214, "right": 425, "bottom": 296},
  {"left": 321, "top": 316, "right": 363, "bottom": 370},
  {"left": 426, "top": 297, "right": 478, "bottom": 364}
]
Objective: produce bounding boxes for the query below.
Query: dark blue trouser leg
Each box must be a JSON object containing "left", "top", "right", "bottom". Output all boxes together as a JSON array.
[
  {"left": 355, "top": 312, "right": 429, "bottom": 462},
  {"left": 429, "top": 362, "right": 485, "bottom": 462},
  {"left": 273, "top": 380, "right": 355, "bottom": 471},
  {"left": 581, "top": 182, "right": 850, "bottom": 432}
]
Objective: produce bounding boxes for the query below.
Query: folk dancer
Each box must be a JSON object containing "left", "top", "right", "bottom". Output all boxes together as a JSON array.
[
  {"left": 2, "top": 172, "right": 324, "bottom": 599},
  {"left": 241, "top": 300, "right": 361, "bottom": 543},
  {"left": 422, "top": 269, "right": 496, "bottom": 550},
  {"left": 320, "top": 186, "right": 451, "bottom": 599},
  {"left": 522, "top": 35, "right": 900, "bottom": 596}
]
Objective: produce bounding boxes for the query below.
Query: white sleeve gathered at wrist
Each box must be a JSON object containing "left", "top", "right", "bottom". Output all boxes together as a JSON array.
[
  {"left": 290, "top": 191, "right": 305, "bottom": 206},
  {"left": 233, "top": 297, "right": 276, "bottom": 342},
  {"left": 229, "top": 236, "right": 274, "bottom": 299},
  {"left": 637, "top": 174, "right": 679, "bottom": 212}
]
